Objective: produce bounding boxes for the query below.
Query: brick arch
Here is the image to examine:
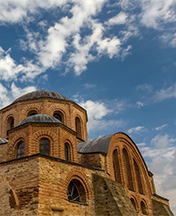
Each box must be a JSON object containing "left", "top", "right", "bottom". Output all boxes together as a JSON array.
[
  {"left": 112, "top": 147, "right": 122, "bottom": 184},
  {"left": 48, "top": 104, "right": 69, "bottom": 124},
  {"left": 74, "top": 114, "right": 83, "bottom": 139},
  {"left": 63, "top": 169, "right": 91, "bottom": 201},
  {"left": 130, "top": 196, "right": 138, "bottom": 212},
  {"left": 10, "top": 132, "right": 27, "bottom": 148},
  {"left": 133, "top": 159, "right": 144, "bottom": 194},
  {"left": 52, "top": 108, "right": 66, "bottom": 123},
  {"left": 140, "top": 199, "right": 148, "bottom": 215},
  {"left": 3, "top": 110, "right": 18, "bottom": 137},
  {"left": 122, "top": 147, "right": 134, "bottom": 190},
  {"left": 32, "top": 129, "right": 58, "bottom": 156},
  {"left": 7, "top": 132, "right": 27, "bottom": 160},
  {"left": 107, "top": 133, "right": 151, "bottom": 195},
  {"left": 63, "top": 139, "right": 74, "bottom": 161},
  {"left": 21, "top": 104, "right": 41, "bottom": 119}
]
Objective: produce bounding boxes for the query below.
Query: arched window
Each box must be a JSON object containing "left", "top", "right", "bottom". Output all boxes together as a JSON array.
[
  {"left": 113, "top": 149, "right": 122, "bottom": 184},
  {"left": 27, "top": 110, "right": 38, "bottom": 116},
  {"left": 134, "top": 159, "right": 144, "bottom": 194},
  {"left": 40, "top": 138, "right": 50, "bottom": 156},
  {"left": 67, "top": 179, "right": 86, "bottom": 203},
  {"left": 123, "top": 148, "right": 134, "bottom": 190},
  {"left": 75, "top": 117, "right": 82, "bottom": 138},
  {"left": 65, "top": 143, "right": 70, "bottom": 161},
  {"left": 17, "top": 141, "right": 24, "bottom": 158},
  {"left": 53, "top": 111, "right": 63, "bottom": 122},
  {"left": 7, "top": 116, "right": 14, "bottom": 131},
  {"left": 130, "top": 198, "right": 137, "bottom": 211},
  {"left": 141, "top": 201, "right": 147, "bottom": 215}
]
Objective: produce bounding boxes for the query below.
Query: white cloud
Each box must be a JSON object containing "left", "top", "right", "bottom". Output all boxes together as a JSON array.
[
  {"left": 0, "top": 82, "right": 36, "bottom": 109},
  {"left": 160, "top": 32, "right": 176, "bottom": 48},
  {"left": 127, "top": 126, "right": 145, "bottom": 134},
  {"left": 105, "top": 12, "right": 128, "bottom": 26},
  {"left": 136, "top": 101, "right": 144, "bottom": 108},
  {"left": 140, "top": 0, "right": 176, "bottom": 29},
  {"left": 11, "top": 82, "right": 36, "bottom": 100},
  {"left": 0, "top": 47, "right": 44, "bottom": 82},
  {"left": 140, "top": 137, "right": 176, "bottom": 215},
  {"left": 151, "top": 134, "right": 176, "bottom": 148},
  {"left": 155, "top": 124, "right": 167, "bottom": 131},
  {"left": 153, "top": 84, "right": 176, "bottom": 102},
  {"left": 78, "top": 99, "right": 124, "bottom": 132}
]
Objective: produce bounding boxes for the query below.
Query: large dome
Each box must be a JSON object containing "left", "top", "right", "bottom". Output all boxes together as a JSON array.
[
  {"left": 13, "top": 90, "right": 70, "bottom": 104},
  {"left": 18, "top": 114, "right": 62, "bottom": 126}
]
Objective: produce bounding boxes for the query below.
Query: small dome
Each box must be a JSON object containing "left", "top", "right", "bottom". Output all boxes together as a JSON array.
[
  {"left": 13, "top": 90, "right": 70, "bottom": 104},
  {"left": 18, "top": 114, "right": 62, "bottom": 126}
]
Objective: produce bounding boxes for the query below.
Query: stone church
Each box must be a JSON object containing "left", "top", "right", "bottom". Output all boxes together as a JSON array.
[{"left": 0, "top": 90, "right": 174, "bottom": 216}]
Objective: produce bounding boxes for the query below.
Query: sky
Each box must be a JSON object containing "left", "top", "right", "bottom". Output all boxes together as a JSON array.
[{"left": 0, "top": 0, "right": 176, "bottom": 214}]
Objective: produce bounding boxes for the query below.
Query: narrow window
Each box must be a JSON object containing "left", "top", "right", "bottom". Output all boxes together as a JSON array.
[
  {"left": 134, "top": 160, "right": 144, "bottom": 194},
  {"left": 123, "top": 148, "right": 134, "bottom": 190},
  {"left": 17, "top": 141, "right": 24, "bottom": 158},
  {"left": 65, "top": 143, "right": 70, "bottom": 161},
  {"left": 141, "top": 201, "right": 147, "bottom": 215},
  {"left": 113, "top": 149, "right": 122, "bottom": 184},
  {"left": 130, "top": 198, "right": 137, "bottom": 211},
  {"left": 7, "top": 116, "right": 14, "bottom": 131},
  {"left": 75, "top": 117, "right": 82, "bottom": 138},
  {"left": 40, "top": 138, "right": 50, "bottom": 156},
  {"left": 67, "top": 179, "right": 86, "bottom": 203}
]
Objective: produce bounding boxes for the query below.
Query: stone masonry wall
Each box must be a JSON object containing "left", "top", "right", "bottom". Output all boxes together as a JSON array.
[
  {"left": 0, "top": 156, "right": 39, "bottom": 216},
  {"left": 0, "top": 143, "right": 7, "bottom": 162},
  {"left": 93, "top": 174, "right": 138, "bottom": 216},
  {"left": 38, "top": 156, "right": 106, "bottom": 216}
]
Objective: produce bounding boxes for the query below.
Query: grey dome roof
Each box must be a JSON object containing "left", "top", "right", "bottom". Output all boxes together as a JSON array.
[
  {"left": 0, "top": 137, "right": 8, "bottom": 144},
  {"left": 18, "top": 114, "right": 62, "bottom": 126},
  {"left": 77, "top": 134, "right": 113, "bottom": 155},
  {"left": 13, "top": 90, "right": 70, "bottom": 104}
]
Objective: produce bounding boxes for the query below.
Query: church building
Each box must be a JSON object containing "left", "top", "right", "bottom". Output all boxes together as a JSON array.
[{"left": 0, "top": 90, "right": 174, "bottom": 216}]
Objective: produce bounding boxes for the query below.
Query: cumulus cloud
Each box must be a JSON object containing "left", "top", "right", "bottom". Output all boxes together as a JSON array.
[
  {"left": 140, "top": 134, "right": 176, "bottom": 214},
  {"left": 0, "top": 0, "right": 175, "bottom": 80},
  {"left": 0, "top": 46, "right": 44, "bottom": 82},
  {"left": 78, "top": 99, "right": 125, "bottom": 132},
  {"left": 0, "top": 82, "right": 36, "bottom": 109}
]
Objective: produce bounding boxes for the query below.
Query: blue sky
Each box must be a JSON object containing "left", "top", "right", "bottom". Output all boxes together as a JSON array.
[{"left": 0, "top": 0, "right": 176, "bottom": 213}]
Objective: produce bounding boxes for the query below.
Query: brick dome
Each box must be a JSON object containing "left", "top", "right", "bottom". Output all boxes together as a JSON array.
[
  {"left": 18, "top": 114, "right": 62, "bottom": 126},
  {"left": 13, "top": 90, "right": 70, "bottom": 104}
]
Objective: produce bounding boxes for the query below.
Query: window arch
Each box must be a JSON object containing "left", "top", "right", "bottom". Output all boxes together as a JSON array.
[
  {"left": 65, "top": 143, "right": 70, "bottom": 161},
  {"left": 17, "top": 141, "right": 24, "bottom": 158},
  {"left": 123, "top": 148, "right": 134, "bottom": 190},
  {"left": 7, "top": 116, "right": 14, "bottom": 131},
  {"left": 27, "top": 110, "right": 38, "bottom": 116},
  {"left": 67, "top": 179, "right": 86, "bottom": 203},
  {"left": 130, "top": 197, "right": 137, "bottom": 212},
  {"left": 134, "top": 159, "right": 144, "bottom": 194},
  {"left": 53, "top": 111, "right": 64, "bottom": 123},
  {"left": 75, "top": 117, "right": 82, "bottom": 138},
  {"left": 40, "top": 138, "right": 50, "bottom": 156},
  {"left": 141, "top": 200, "right": 147, "bottom": 215},
  {"left": 113, "top": 149, "right": 122, "bottom": 184}
]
